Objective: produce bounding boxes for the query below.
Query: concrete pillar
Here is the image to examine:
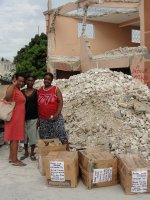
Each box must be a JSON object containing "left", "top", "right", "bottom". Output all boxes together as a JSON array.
[
  {"left": 47, "top": 31, "right": 56, "bottom": 77},
  {"left": 143, "top": 0, "right": 150, "bottom": 87},
  {"left": 144, "top": 0, "right": 150, "bottom": 50},
  {"left": 137, "top": 0, "right": 150, "bottom": 87},
  {"left": 80, "top": 36, "right": 93, "bottom": 72},
  {"left": 139, "top": 0, "right": 144, "bottom": 46},
  {"left": 46, "top": 0, "right": 57, "bottom": 77}
]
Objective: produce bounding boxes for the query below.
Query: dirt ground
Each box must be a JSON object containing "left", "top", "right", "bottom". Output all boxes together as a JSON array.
[{"left": 0, "top": 144, "right": 149, "bottom": 200}]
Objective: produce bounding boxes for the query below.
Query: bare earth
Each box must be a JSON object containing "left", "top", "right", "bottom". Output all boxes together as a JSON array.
[{"left": 0, "top": 145, "right": 149, "bottom": 200}]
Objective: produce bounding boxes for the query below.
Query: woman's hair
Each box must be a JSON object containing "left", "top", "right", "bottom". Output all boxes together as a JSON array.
[
  {"left": 12, "top": 72, "right": 25, "bottom": 80},
  {"left": 26, "top": 74, "right": 36, "bottom": 80},
  {"left": 44, "top": 72, "right": 53, "bottom": 81}
]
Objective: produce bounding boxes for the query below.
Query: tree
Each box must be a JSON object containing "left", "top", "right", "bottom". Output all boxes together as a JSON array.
[
  {"left": 1, "top": 57, "right": 9, "bottom": 62},
  {"left": 14, "top": 33, "right": 47, "bottom": 78}
]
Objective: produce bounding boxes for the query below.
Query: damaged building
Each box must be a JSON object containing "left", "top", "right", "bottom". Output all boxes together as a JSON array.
[{"left": 43, "top": 0, "right": 150, "bottom": 87}]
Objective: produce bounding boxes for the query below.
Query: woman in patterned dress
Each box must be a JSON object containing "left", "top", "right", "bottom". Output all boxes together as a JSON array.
[{"left": 38, "top": 72, "right": 69, "bottom": 150}]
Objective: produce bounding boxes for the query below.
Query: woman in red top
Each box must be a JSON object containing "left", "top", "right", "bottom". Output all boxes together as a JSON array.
[
  {"left": 38, "top": 72, "right": 69, "bottom": 150},
  {"left": 4, "top": 73, "right": 26, "bottom": 166}
]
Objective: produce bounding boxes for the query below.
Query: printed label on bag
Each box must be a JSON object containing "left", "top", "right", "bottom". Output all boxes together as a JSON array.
[
  {"left": 50, "top": 161, "right": 65, "bottom": 182},
  {"left": 93, "top": 167, "right": 112, "bottom": 183},
  {"left": 131, "top": 171, "right": 147, "bottom": 193}
]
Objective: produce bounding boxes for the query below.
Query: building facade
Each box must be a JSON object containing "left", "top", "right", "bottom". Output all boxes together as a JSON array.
[
  {"left": 44, "top": 0, "right": 150, "bottom": 87},
  {"left": 0, "top": 61, "right": 16, "bottom": 77}
]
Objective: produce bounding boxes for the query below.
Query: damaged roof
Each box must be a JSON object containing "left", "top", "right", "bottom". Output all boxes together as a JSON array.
[
  {"left": 56, "top": 0, "right": 140, "bottom": 25},
  {"left": 65, "top": 7, "right": 138, "bottom": 17},
  {"left": 64, "top": 6, "right": 139, "bottom": 25},
  {"left": 101, "top": 0, "right": 140, "bottom": 2}
]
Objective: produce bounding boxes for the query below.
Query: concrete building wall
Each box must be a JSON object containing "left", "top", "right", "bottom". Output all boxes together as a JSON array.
[
  {"left": 89, "top": 21, "right": 139, "bottom": 55},
  {"left": 143, "top": 0, "right": 150, "bottom": 88},
  {"left": 45, "top": 0, "right": 150, "bottom": 87},
  {"left": 131, "top": 0, "right": 150, "bottom": 88},
  {"left": 52, "top": 16, "right": 80, "bottom": 56},
  {"left": 51, "top": 16, "right": 139, "bottom": 57}
]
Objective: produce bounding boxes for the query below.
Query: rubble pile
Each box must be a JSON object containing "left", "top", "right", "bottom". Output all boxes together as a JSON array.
[
  {"left": 35, "top": 69, "right": 150, "bottom": 161},
  {"left": 57, "top": 69, "right": 150, "bottom": 161}
]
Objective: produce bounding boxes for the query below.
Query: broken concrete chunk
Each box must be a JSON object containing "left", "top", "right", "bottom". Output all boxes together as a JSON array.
[{"left": 133, "top": 101, "right": 150, "bottom": 114}]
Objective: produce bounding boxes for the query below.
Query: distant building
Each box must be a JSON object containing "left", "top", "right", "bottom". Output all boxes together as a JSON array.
[{"left": 0, "top": 60, "right": 16, "bottom": 77}]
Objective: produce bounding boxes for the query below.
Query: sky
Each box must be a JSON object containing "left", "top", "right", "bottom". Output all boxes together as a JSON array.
[{"left": 0, "top": 0, "right": 73, "bottom": 61}]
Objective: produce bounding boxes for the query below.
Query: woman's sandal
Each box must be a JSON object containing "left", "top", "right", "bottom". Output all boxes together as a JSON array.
[
  {"left": 11, "top": 161, "right": 27, "bottom": 166},
  {"left": 20, "top": 154, "right": 29, "bottom": 160},
  {"left": 30, "top": 155, "right": 37, "bottom": 161}
]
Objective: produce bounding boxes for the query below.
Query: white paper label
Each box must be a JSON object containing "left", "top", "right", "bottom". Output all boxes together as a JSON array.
[
  {"left": 131, "top": 171, "right": 148, "bottom": 193},
  {"left": 50, "top": 161, "right": 65, "bottom": 182},
  {"left": 93, "top": 167, "right": 112, "bottom": 183}
]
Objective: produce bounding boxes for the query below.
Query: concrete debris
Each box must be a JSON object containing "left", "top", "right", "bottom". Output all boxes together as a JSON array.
[
  {"left": 93, "top": 46, "right": 149, "bottom": 61},
  {"left": 35, "top": 68, "right": 150, "bottom": 162},
  {"left": 50, "top": 55, "right": 80, "bottom": 64},
  {"left": 49, "top": 55, "right": 81, "bottom": 71}
]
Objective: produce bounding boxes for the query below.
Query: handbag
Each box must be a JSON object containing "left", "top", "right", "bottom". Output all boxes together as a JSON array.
[{"left": 0, "top": 99, "right": 15, "bottom": 121}]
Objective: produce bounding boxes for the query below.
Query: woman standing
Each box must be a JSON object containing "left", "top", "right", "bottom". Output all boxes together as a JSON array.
[
  {"left": 4, "top": 73, "right": 26, "bottom": 166},
  {"left": 20, "top": 74, "right": 38, "bottom": 161},
  {"left": 38, "top": 72, "right": 69, "bottom": 150}
]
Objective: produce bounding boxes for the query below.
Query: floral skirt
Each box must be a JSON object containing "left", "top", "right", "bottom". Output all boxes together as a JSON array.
[{"left": 39, "top": 114, "right": 68, "bottom": 144}]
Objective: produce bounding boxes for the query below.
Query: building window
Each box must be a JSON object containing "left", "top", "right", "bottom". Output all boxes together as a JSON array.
[
  {"left": 132, "top": 29, "right": 140, "bottom": 43},
  {"left": 78, "top": 23, "right": 94, "bottom": 39}
]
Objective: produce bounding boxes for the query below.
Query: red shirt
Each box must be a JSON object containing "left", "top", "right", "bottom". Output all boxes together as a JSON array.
[{"left": 38, "top": 86, "right": 58, "bottom": 119}]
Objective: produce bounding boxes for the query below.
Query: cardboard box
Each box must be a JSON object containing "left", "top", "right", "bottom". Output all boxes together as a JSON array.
[
  {"left": 44, "top": 151, "right": 78, "bottom": 188},
  {"left": 118, "top": 154, "right": 150, "bottom": 195},
  {"left": 79, "top": 148, "right": 118, "bottom": 189},
  {"left": 38, "top": 139, "right": 66, "bottom": 176}
]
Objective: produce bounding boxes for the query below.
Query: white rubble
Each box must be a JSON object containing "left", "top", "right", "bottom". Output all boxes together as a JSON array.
[{"left": 35, "top": 68, "right": 150, "bottom": 161}]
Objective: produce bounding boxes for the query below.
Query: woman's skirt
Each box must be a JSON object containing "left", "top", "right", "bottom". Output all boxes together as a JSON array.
[{"left": 39, "top": 114, "right": 68, "bottom": 144}]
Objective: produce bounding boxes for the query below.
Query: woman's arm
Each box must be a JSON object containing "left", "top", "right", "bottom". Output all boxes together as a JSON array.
[
  {"left": 5, "top": 80, "right": 17, "bottom": 101},
  {"left": 53, "top": 87, "right": 63, "bottom": 120}
]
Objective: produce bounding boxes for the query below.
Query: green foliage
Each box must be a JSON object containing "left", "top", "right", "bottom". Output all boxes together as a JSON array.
[{"left": 14, "top": 33, "right": 47, "bottom": 78}]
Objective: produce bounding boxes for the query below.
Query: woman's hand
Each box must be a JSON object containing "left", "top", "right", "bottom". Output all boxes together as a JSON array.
[
  {"left": 12, "top": 78, "right": 17, "bottom": 86},
  {"left": 36, "top": 119, "right": 40, "bottom": 128},
  {"left": 5, "top": 83, "right": 16, "bottom": 101},
  {"left": 49, "top": 114, "right": 59, "bottom": 122},
  {"left": 53, "top": 114, "right": 59, "bottom": 121}
]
